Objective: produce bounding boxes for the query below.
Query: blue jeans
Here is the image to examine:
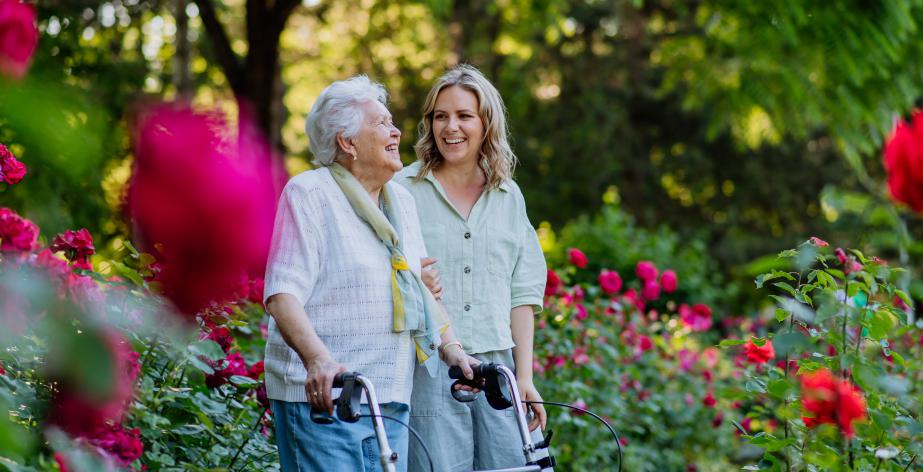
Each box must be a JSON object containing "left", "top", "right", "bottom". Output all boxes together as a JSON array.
[{"left": 272, "top": 400, "right": 410, "bottom": 472}]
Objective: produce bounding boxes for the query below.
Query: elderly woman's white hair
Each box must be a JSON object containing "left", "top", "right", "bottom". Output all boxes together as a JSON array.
[{"left": 306, "top": 75, "right": 388, "bottom": 166}]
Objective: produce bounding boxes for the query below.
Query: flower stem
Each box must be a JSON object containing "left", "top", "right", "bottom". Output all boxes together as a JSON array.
[{"left": 228, "top": 406, "right": 269, "bottom": 470}]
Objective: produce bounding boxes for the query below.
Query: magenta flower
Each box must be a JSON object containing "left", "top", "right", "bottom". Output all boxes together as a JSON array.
[
  {"left": 641, "top": 279, "right": 661, "bottom": 301},
  {"left": 598, "top": 269, "right": 622, "bottom": 295},
  {"left": 635, "top": 260, "right": 658, "bottom": 281},
  {"left": 567, "top": 248, "right": 588, "bottom": 269},
  {"left": 660, "top": 269, "right": 678, "bottom": 293},
  {"left": 0, "top": 207, "right": 37, "bottom": 252},
  {"left": 679, "top": 303, "right": 713, "bottom": 332},
  {"left": 0, "top": 143, "right": 26, "bottom": 185},
  {"left": 0, "top": 0, "right": 38, "bottom": 80},
  {"left": 50, "top": 228, "right": 95, "bottom": 271}
]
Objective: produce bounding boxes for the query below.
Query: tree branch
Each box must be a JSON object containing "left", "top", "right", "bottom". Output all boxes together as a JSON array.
[{"left": 194, "top": 0, "right": 244, "bottom": 94}]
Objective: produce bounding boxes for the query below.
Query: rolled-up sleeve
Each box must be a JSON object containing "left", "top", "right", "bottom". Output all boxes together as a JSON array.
[
  {"left": 263, "top": 183, "right": 320, "bottom": 307},
  {"left": 510, "top": 205, "right": 546, "bottom": 314}
]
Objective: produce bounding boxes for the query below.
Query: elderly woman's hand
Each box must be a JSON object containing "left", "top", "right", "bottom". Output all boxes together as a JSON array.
[
  {"left": 441, "top": 343, "right": 482, "bottom": 393},
  {"left": 305, "top": 355, "right": 348, "bottom": 415},
  {"left": 421, "top": 257, "right": 442, "bottom": 301}
]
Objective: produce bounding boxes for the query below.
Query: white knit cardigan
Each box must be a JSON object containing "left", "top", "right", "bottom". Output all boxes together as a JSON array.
[{"left": 262, "top": 167, "right": 425, "bottom": 405}]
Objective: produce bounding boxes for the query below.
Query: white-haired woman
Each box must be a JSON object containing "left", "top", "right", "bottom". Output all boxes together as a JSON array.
[
  {"left": 263, "top": 75, "right": 478, "bottom": 471},
  {"left": 396, "top": 65, "right": 549, "bottom": 471}
]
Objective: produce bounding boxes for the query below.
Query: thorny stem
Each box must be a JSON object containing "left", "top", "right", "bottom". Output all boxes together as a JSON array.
[{"left": 903, "top": 455, "right": 917, "bottom": 472}]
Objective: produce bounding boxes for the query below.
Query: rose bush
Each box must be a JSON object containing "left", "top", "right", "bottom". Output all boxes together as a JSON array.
[{"left": 719, "top": 240, "right": 922, "bottom": 471}]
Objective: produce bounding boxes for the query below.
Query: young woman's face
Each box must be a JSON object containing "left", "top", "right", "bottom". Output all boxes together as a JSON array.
[{"left": 432, "top": 86, "right": 485, "bottom": 167}]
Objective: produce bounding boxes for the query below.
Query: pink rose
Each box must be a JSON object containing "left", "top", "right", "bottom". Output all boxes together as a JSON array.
[
  {"left": 574, "top": 303, "right": 588, "bottom": 321},
  {"left": 0, "top": 207, "right": 37, "bottom": 252},
  {"left": 572, "top": 347, "right": 590, "bottom": 365},
  {"left": 702, "top": 391, "right": 716, "bottom": 408},
  {"left": 567, "top": 248, "right": 588, "bottom": 269},
  {"left": 660, "top": 269, "right": 677, "bottom": 293},
  {"left": 641, "top": 279, "right": 661, "bottom": 301},
  {"left": 205, "top": 352, "right": 249, "bottom": 388},
  {"left": 0, "top": 143, "right": 26, "bottom": 184},
  {"left": 598, "top": 269, "right": 622, "bottom": 295},
  {"left": 50, "top": 228, "right": 96, "bottom": 271},
  {"left": 635, "top": 260, "right": 658, "bottom": 281},
  {"left": 0, "top": 0, "right": 38, "bottom": 80}
]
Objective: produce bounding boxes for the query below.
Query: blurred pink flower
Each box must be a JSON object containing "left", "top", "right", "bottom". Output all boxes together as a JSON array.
[
  {"left": 571, "top": 399, "right": 588, "bottom": 416},
  {"left": 641, "top": 279, "right": 660, "bottom": 300},
  {"left": 126, "top": 104, "right": 281, "bottom": 316},
  {"left": 205, "top": 351, "right": 248, "bottom": 388},
  {"left": 677, "top": 349, "right": 698, "bottom": 372},
  {"left": 635, "top": 260, "right": 658, "bottom": 281},
  {"left": 574, "top": 303, "right": 588, "bottom": 321},
  {"left": 702, "top": 347, "right": 719, "bottom": 368},
  {"left": 660, "top": 269, "right": 677, "bottom": 293},
  {"left": 572, "top": 347, "right": 590, "bottom": 365},
  {"left": 567, "top": 248, "right": 587, "bottom": 269},
  {"left": 598, "top": 269, "right": 622, "bottom": 294},
  {"left": 679, "top": 303, "right": 713, "bottom": 331},
  {"left": 702, "top": 391, "right": 716, "bottom": 408},
  {"left": 0, "top": 0, "right": 38, "bottom": 80},
  {"left": 202, "top": 326, "right": 233, "bottom": 353}
]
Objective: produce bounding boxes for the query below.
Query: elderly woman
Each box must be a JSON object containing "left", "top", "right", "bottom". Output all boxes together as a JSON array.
[
  {"left": 263, "top": 75, "right": 477, "bottom": 471},
  {"left": 396, "top": 65, "right": 549, "bottom": 471}
]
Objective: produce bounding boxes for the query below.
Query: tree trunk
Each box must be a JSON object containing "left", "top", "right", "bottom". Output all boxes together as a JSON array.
[
  {"left": 173, "top": 0, "right": 193, "bottom": 99},
  {"left": 192, "top": 0, "right": 299, "bottom": 155}
]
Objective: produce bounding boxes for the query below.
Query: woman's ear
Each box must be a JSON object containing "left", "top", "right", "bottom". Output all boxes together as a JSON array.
[{"left": 336, "top": 132, "right": 357, "bottom": 160}]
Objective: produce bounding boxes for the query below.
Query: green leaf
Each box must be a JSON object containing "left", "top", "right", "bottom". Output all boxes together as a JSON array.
[
  {"left": 777, "top": 249, "right": 797, "bottom": 258},
  {"left": 718, "top": 339, "right": 747, "bottom": 347},
  {"left": 815, "top": 270, "right": 836, "bottom": 288},
  {"left": 229, "top": 375, "right": 260, "bottom": 388},
  {"left": 774, "top": 308, "right": 789, "bottom": 322},
  {"left": 773, "top": 332, "right": 811, "bottom": 357},
  {"left": 772, "top": 282, "right": 797, "bottom": 296},
  {"left": 188, "top": 340, "right": 226, "bottom": 362},
  {"left": 766, "top": 378, "right": 792, "bottom": 399},
  {"left": 188, "top": 356, "right": 215, "bottom": 375},
  {"left": 866, "top": 310, "right": 896, "bottom": 341}
]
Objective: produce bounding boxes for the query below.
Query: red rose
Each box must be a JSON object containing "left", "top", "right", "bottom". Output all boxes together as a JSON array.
[
  {"left": 883, "top": 110, "right": 923, "bottom": 213},
  {"left": 0, "top": 207, "right": 37, "bottom": 252},
  {"left": 545, "top": 269, "right": 561, "bottom": 296},
  {"left": 635, "top": 260, "right": 658, "bottom": 281},
  {"left": 0, "top": 0, "right": 38, "bottom": 80},
  {"left": 598, "top": 269, "right": 622, "bottom": 295},
  {"left": 743, "top": 337, "right": 776, "bottom": 364},
  {"left": 126, "top": 105, "right": 281, "bottom": 316},
  {"left": 567, "top": 248, "right": 588, "bottom": 269},
  {"left": 679, "top": 303, "right": 713, "bottom": 332},
  {"left": 800, "top": 368, "right": 867, "bottom": 438},
  {"left": 50, "top": 228, "right": 95, "bottom": 271},
  {"left": 641, "top": 279, "right": 661, "bottom": 301},
  {"left": 660, "top": 269, "right": 677, "bottom": 293},
  {"left": 205, "top": 352, "right": 249, "bottom": 388},
  {"left": 87, "top": 424, "right": 144, "bottom": 467},
  {"left": 202, "top": 326, "right": 233, "bottom": 353},
  {"left": 248, "top": 277, "right": 265, "bottom": 304},
  {"left": 702, "top": 391, "right": 716, "bottom": 408},
  {"left": 247, "top": 360, "right": 265, "bottom": 379},
  {"left": 0, "top": 143, "right": 26, "bottom": 184}
]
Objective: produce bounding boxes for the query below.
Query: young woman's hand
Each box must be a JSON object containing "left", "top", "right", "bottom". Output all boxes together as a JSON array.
[
  {"left": 421, "top": 257, "right": 443, "bottom": 300},
  {"left": 517, "top": 378, "right": 547, "bottom": 431}
]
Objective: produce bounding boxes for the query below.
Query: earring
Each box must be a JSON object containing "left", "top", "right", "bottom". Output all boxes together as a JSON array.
[{"left": 352, "top": 153, "right": 358, "bottom": 161}]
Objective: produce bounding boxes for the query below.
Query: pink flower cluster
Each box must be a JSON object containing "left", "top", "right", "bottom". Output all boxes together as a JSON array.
[{"left": 0, "top": 143, "right": 26, "bottom": 185}]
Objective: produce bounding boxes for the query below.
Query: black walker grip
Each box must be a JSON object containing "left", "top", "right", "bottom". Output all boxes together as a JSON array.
[{"left": 310, "top": 372, "right": 355, "bottom": 424}]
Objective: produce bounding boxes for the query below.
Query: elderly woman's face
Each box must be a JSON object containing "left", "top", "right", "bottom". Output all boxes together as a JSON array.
[
  {"left": 352, "top": 100, "right": 402, "bottom": 174},
  {"left": 432, "top": 85, "right": 484, "bottom": 167}
]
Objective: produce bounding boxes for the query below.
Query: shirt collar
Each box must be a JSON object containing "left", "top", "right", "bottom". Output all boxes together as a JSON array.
[{"left": 404, "top": 160, "right": 511, "bottom": 193}]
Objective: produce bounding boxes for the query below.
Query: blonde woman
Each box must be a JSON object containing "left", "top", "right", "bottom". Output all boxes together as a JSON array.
[{"left": 396, "top": 65, "right": 548, "bottom": 471}]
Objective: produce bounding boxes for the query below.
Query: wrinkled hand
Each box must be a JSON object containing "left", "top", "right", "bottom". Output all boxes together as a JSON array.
[
  {"left": 518, "top": 379, "right": 547, "bottom": 432},
  {"left": 421, "top": 257, "right": 442, "bottom": 301},
  {"left": 304, "top": 355, "right": 348, "bottom": 415},
  {"left": 442, "top": 345, "right": 481, "bottom": 392}
]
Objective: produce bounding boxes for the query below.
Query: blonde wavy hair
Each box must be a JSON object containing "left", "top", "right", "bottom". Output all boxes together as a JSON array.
[{"left": 413, "top": 64, "right": 516, "bottom": 189}]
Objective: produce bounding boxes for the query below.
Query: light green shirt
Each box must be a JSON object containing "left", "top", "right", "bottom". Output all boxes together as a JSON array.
[{"left": 395, "top": 161, "right": 546, "bottom": 354}]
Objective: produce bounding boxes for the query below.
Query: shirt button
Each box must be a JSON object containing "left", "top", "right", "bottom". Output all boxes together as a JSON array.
[
  {"left": 464, "top": 232, "right": 471, "bottom": 239},
  {"left": 464, "top": 304, "right": 471, "bottom": 311},
  {"left": 464, "top": 266, "right": 471, "bottom": 274},
  {"left": 429, "top": 343, "right": 436, "bottom": 350}
]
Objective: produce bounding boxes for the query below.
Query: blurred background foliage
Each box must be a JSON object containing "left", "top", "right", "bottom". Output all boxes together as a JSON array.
[{"left": 3, "top": 0, "right": 923, "bottom": 309}]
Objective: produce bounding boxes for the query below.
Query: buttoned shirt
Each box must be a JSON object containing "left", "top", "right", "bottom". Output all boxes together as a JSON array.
[{"left": 395, "top": 161, "right": 546, "bottom": 354}]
